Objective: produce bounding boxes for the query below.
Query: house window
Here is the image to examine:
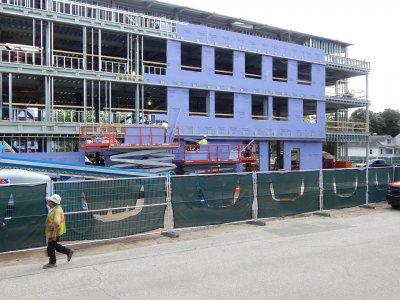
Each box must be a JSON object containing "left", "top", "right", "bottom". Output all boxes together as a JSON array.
[
  {"left": 215, "top": 92, "right": 234, "bottom": 118},
  {"left": 272, "top": 58, "right": 287, "bottom": 82},
  {"left": 298, "top": 61, "right": 312, "bottom": 85},
  {"left": 303, "top": 100, "right": 317, "bottom": 123},
  {"left": 245, "top": 53, "right": 262, "bottom": 79},
  {"left": 370, "top": 149, "right": 372, "bottom": 154},
  {"left": 273, "top": 97, "right": 288, "bottom": 121},
  {"left": 252, "top": 95, "right": 268, "bottom": 120},
  {"left": 189, "top": 89, "right": 209, "bottom": 116},
  {"left": 387, "top": 139, "right": 391, "bottom": 144},
  {"left": 215, "top": 48, "right": 233, "bottom": 76},
  {"left": 380, "top": 148, "right": 383, "bottom": 155},
  {"left": 181, "top": 42, "right": 202, "bottom": 72}
]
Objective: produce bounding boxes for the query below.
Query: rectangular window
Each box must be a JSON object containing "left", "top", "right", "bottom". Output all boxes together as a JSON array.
[
  {"left": 298, "top": 61, "right": 312, "bottom": 85},
  {"left": 215, "top": 48, "right": 233, "bottom": 76},
  {"left": 303, "top": 100, "right": 317, "bottom": 123},
  {"left": 272, "top": 58, "right": 287, "bottom": 82},
  {"left": 370, "top": 149, "right": 372, "bottom": 154},
  {"left": 143, "top": 37, "right": 167, "bottom": 75},
  {"left": 291, "top": 148, "right": 300, "bottom": 170},
  {"left": 245, "top": 53, "right": 262, "bottom": 79},
  {"left": 144, "top": 85, "right": 167, "bottom": 114},
  {"left": 189, "top": 89, "right": 209, "bottom": 116},
  {"left": 181, "top": 42, "right": 202, "bottom": 72},
  {"left": 215, "top": 92, "right": 234, "bottom": 118},
  {"left": 252, "top": 95, "right": 268, "bottom": 120},
  {"left": 272, "top": 97, "right": 288, "bottom": 121}
]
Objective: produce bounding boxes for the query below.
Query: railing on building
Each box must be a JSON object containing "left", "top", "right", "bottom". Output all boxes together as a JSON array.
[
  {"left": 0, "top": 43, "right": 39, "bottom": 65},
  {"left": 143, "top": 61, "right": 167, "bottom": 75},
  {"left": 325, "top": 54, "right": 370, "bottom": 72},
  {"left": 325, "top": 89, "right": 366, "bottom": 100},
  {"left": 1, "top": 0, "right": 177, "bottom": 34},
  {"left": 326, "top": 121, "right": 366, "bottom": 133}
]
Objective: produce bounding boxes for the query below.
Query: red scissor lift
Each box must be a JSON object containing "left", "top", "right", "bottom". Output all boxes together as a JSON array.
[
  {"left": 79, "top": 124, "right": 180, "bottom": 151},
  {"left": 79, "top": 124, "right": 180, "bottom": 173},
  {"left": 172, "top": 143, "right": 257, "bottom": 174}
]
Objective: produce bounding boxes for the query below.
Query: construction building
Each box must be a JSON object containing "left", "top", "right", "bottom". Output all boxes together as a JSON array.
[{"left": 0, "top": 0, "right": 370, "bottom": 174}]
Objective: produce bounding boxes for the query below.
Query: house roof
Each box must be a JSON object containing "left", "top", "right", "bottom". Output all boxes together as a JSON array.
[{"left": 348, "top": 135, "right": 400, "bottom": 149}]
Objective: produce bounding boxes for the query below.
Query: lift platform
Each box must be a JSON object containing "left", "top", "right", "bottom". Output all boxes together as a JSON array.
[
  {"left": 172, "top": 143, "right": 257, "bottom": 174},
  {"left": 79, "top": 124, "right": 180, "bottom": 173}
]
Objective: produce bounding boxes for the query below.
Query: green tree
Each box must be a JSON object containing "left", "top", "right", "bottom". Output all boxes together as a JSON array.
[
  {"left": 380, "top": 109, "right": 400, "bottom": 137},
  {"left": 349, "top": 108, "right": 386, "bottom": 135}
]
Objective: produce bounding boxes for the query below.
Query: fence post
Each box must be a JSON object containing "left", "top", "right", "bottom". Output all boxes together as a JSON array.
[
  {"left": 360, "top": 165, "right": 375, "bottom": 209},
  {"left": 246, "top": 171, "right": 265, "bottom": 226},
  {"left": 161, "top": 174, "right": 179, "bottom": 238},
  {"left": 315, "top": 168, "right": 330, "bottom": 216}
]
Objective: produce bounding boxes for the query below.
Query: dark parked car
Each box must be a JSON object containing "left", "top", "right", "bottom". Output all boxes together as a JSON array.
[
  {"left": 387, "top": 181, "right": 400, "bottom": 208},
  {"left": 368, "top": 159, "right": 392, "bottom": 167}
]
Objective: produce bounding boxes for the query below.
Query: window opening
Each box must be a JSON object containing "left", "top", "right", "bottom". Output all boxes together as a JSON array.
[
  {"left": 215, "top": 48, "right": 233, "bottom": 76},
  {"left": 245, "top": 53, "right": 261, "bottom": 79},
  {"left": 144, "top": 85, "right": 167, "bottom": 115},
  {"left": 215, "top": 92, "right": 234, "bottom": 118},
  {"left": 189, "top": 89, "right": 209, "bottom": 116},
  {"left": 303, "top": 100, "right": 317, "bottom": 123},
  {"left": 269, "top": 141, "right": 284, "bottom": 171},
  {"left": 181, "top": 42, "right": 202, "bottom": 72},
  {"left": 143, "top": 37, "right": 167, "bottom": 75},
  {"left": 252, "top": 95, "right": 268, "bottom": 120},
  {"left": 298, "top": 61, "right": 312, "bottom": 85},
  {"left": 272, "top": 97, "right": 288, "bottom": 121},
  {"left": 291, "top": 148, "right": 300, "bottom": 170},
  {"left": 272, "top": 57, "right": 287, "bottom": 82}
]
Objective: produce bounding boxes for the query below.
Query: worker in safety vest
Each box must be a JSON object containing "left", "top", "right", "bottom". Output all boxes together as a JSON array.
[
  {"left": 43, "top": 194, "right": 74, "bottom": 269},
  {"left": 198, "top": 135, "right": 208, "bottom": 145}
]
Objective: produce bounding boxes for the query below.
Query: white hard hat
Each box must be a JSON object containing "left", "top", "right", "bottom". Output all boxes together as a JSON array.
[
  {"left": 47, "top": 194, "right": 61, "bottom": 205},
  {"left": 203, "top": 135, "right": 207, "bottom": 138}
]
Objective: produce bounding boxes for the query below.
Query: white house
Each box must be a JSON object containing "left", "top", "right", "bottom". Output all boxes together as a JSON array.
[{"left": 348, "top": 134, "right": 400, "bottom": 163}]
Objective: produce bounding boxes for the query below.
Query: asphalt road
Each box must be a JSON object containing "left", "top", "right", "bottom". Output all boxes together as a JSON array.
[{"left": 1, "top": 204, "right": 400, "bottom": 299}]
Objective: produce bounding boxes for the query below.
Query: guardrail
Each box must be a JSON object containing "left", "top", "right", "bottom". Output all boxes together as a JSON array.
[
  {"left": 325, "top": 54, "right": 370, "bottom": 72},
  {"left": 326, "top": 120, "right": 366, "bottom": 132},
  {"left": 0, "top": 0, "right": 177, "bottom": 34}
]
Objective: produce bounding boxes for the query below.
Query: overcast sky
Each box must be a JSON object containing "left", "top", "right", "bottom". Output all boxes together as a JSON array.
[{"left": 162, "top": 0, "right": 398, "bottom": 112}]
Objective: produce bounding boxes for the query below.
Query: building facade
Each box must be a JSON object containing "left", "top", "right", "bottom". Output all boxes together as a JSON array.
[{"left": 0, "top": 0, "right": 370, "bottom": 172}]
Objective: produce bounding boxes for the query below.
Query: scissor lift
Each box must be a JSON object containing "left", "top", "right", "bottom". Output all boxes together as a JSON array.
[
  {"left": 172, "top": 143, "right": 257, "bottom": 174},
  {"left": 79, "top": 124, "right": 180, "bottom": 173}
]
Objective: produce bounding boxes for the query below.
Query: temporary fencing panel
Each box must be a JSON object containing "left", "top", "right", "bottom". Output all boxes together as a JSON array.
[
  {"left": 171, "top": 173, "right": 253, "bottom": 228},
  {"left": 257, "top": 171, "right": 320, "bottom": 218},
  {"left": 323, "top": 169, "right": 366, "bottom": 209},
  {"left": 54, "top": 177, "right": 166, "bottom": 241},
  {"left": 368, "top": 167, "right": 393, "bottom": 203},
  {"left": 395, "top": 166, "right": 400, "bottom": 181},
  {"left": 0, "top": 183, "right": 47, "bottom": 253}
]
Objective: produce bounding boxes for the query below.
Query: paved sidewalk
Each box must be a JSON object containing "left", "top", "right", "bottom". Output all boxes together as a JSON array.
[{"left": 1, "top": 203, "right": 399, "bottom": 299}]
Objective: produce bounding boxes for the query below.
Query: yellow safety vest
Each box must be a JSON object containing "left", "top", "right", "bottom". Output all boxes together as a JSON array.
[
  {"left": 45, "top": 205, "right": 67, "bottom": 239},
  {"left": 198, "top": 139, "right": 208, "bottom": 145}
]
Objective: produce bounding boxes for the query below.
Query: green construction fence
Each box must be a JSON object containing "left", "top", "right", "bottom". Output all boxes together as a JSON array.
[{"left": 170, "top": 173, "right": 253, "bottom": 228}]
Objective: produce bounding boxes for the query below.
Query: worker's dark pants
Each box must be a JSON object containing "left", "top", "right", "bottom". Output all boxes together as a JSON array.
[{"left": 47, "top": 237, "right": 71, "bottom": 264}]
